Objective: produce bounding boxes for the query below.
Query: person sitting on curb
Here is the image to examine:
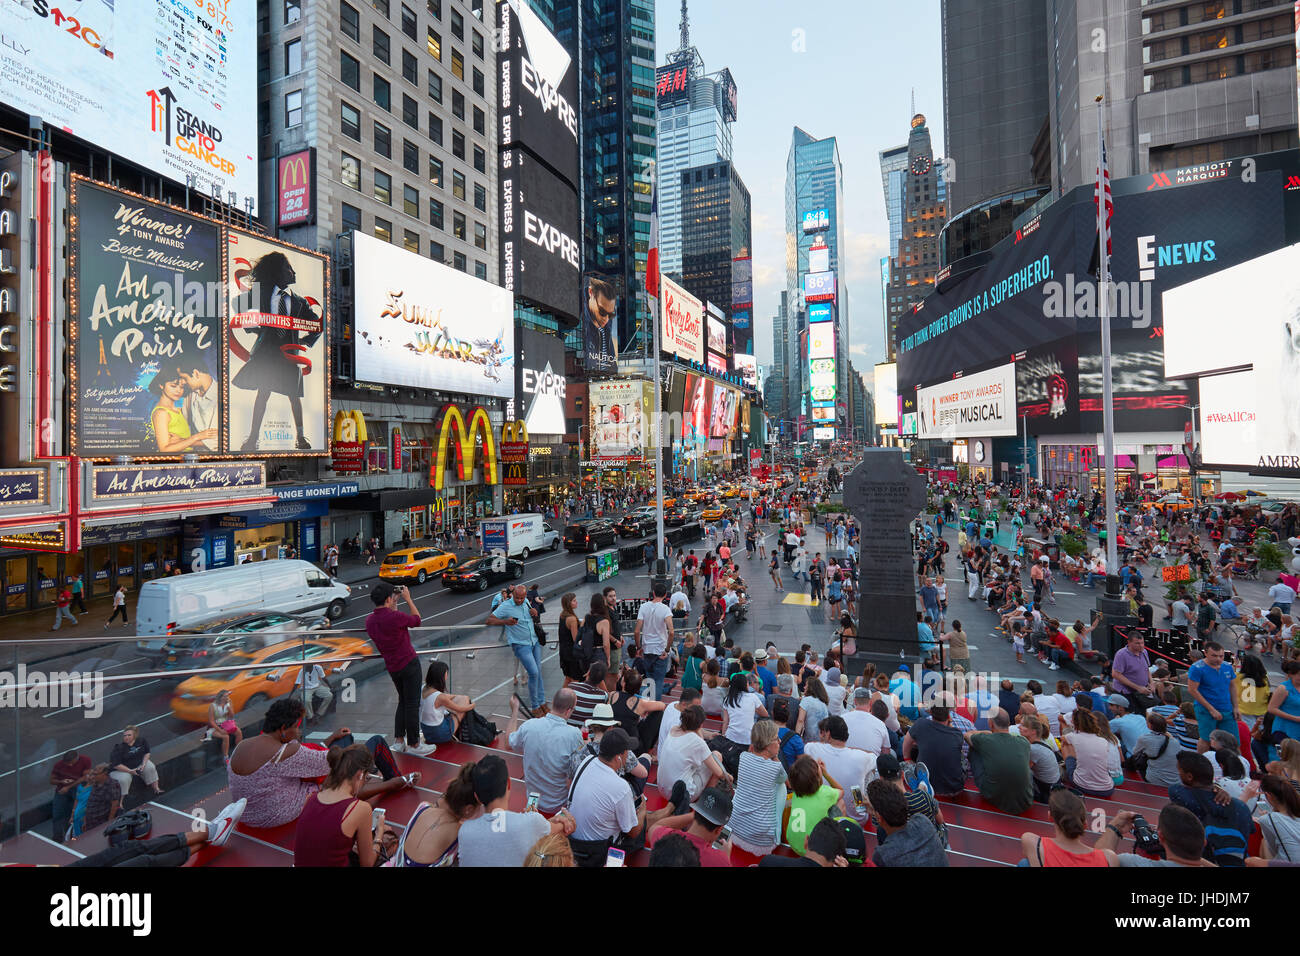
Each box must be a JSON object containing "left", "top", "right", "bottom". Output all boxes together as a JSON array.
[{"left": 1094, "top": 805, "right": 1218, "bottom": 867}]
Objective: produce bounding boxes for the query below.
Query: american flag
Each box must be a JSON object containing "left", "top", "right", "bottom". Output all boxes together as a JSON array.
[
  {"left": 1094, "top": 136, "right": 1112, "bottom": 259},
  {"left": 645, "top": 177, "right": 660, "bottom": 301}
]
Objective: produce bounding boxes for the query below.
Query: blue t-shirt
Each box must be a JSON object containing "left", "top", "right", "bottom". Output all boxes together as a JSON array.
[
  {"left": 493, "top": 598, "right": 536, "bottom": 647},
  {"left": 1219, "top": 598, "right": 1241, "bottom": 620},
  {"left": 1188, "top": 659, "right": 1236, "bottom": 712},
  {"left": 754, "top": 666, "right": 776, "bottom": 697},
  {"left": 917, "top": 622, "right": 936, "bottom": 653}
]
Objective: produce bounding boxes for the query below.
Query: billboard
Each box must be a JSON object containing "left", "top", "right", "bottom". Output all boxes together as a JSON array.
[
  {"left": 809, "top": 357, "right": 836, "bottom": 390},
  {"left": 917, "top": 362, "right": 1017, "bottom": 440},
  {"left": 808, "top": 302, "right": 834, "bottom": 323},
  {"left": 517, "top": 329, "right": 567, "bottom": 436},
  {"left": 874, "top": 363, "right": 898, "bottom": 425},
  {"left": 808, "top": 237, "right": 830, "bottom": 274},
  {"left": 706, "top": 310, "right": 727, "bottom": 357},
  {"left": 69, "top": 179, "right": 222, "bottom": 457},
  {"left": 809, "top": 324, "right": 836, "bottom": 360},
  {"left": 802, "top": 209, "right": 830, "bottom": 233},
  {"left": 352, "top": 231, "right": 514, "bottom": 397},
  {"left": 589, "top": 379, "right": 645, "bottom": 462},
  {"left": 500, "top": 148, "right": 580, "bottom": 321},
  {"left": 1198, "top": 371, "right": 1256, "bottom": 470},
  {"left": 497, "top": 0, "right": 579, "bottom": 188},
  {"left": 1014, "top": 338, "right": 1080, "bottom": 433},
  {"left": 582, "top": 272, "right": 620, "bottom": 373},
  {"left": 811, "top": 405, "right": 835, "bottom": 422},
  {"left": 656, "top": 64, "right": 691, "bottom": 105},
  {"left": 734, "top": 353, "right": 757, "bottom": 389},
  {"left": 803, "top": 271, "right": 837, "bottom": 303},
  {"left": 717, "top": 68, "right": 738, "bottom": 123},
  {"left": 731, "top": 257, "right": 753, "bottom": 306},
  {"left": 711, "top": 382, "right": 741, "bottom": 439},
  {"left": 226, "top": 229, "right": 330, "bottom": 455},
  {"left": 0, "top": 1, "right": 257, "bottom": 211},
  {"left": 276, "top": 149, "right": 316, "bottom": 229},
  {"left": 813, "top": 426, "right": 836, "bottom": 440},
  {"left": 661, "top": 275, "right": 704, "bottom": 364},
  {"left": 707, "top": 352, "right": 728, "bottom": 376}
]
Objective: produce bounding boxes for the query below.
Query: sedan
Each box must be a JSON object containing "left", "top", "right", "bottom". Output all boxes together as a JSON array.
[
  {"left": 701, "top": 505, "right": 733, "bottom": 522},
  {"left": 441, "top": 555, "right": 525, "bottom": 591},
  {"left": 665, "top": 508, "right": 701, "bottom": 527},
  {"left": 616, "top": 513, "right": 657, "bottom": 538}
]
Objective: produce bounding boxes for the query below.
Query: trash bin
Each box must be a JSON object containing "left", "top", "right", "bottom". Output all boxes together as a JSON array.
[{"left": 586, "top": 548, "right": 620, "bottom": 583}]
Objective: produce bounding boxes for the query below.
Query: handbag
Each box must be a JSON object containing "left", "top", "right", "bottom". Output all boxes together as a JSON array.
[
  {"left": 1130, "top": 733, "right": 1169, "bottom": 781},
  {"left": 533, "top": 621, "right": 548, "bottom": 646}
]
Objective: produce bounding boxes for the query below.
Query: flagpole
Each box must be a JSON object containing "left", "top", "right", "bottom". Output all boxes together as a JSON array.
[
  {"left": 1096, "top": 95, "right": 1118, "bottom": 576},
  {"left": 647, "top": 161, "right": 666, "bottom": 575}
]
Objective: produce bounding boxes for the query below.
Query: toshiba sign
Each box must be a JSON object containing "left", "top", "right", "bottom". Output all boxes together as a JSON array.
[{"left": 660, "top": 275, "right": 703, "bottom": 364}]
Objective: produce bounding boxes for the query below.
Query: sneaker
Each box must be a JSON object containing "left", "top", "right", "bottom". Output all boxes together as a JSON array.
[
  {"left": 391, "top": 740, "right": 407, "bottom": 753},
  {"left": 913, "top": 761, "right": 934, "bottom": 797},
  {"left": 669, "top": 778, "right": 691, "bottom": 816},
  {"left": 1048, "top": 662, "right": 1059, "bottom": 670},
  {"left": 408, "top": 742, "right": 438, "bottom": 757},
  {"left": 207, "top": 797, "right": 247, "bottom": 847}
]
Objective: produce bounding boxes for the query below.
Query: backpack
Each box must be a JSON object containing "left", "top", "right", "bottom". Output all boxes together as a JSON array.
[
  {"left": 577, "top": 616, "right": 599, "bottom": 672},
  {"left": 456, "top": 709, "right": 499, "bottom": 746},
  {"left": 1129, "top": 733, "right": 1168, "bottom": 781}
]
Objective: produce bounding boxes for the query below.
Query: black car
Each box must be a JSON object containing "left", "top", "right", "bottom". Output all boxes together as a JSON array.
[
  {"left": 564, "top": 520, "right": 618, "bottom": 552},
  {"left": 664, "top": 508, "right": 700, "bottom": 527},
  {"left": 615, "top": 513, "right": 656, "bottom": 538},
  {"left": 441, "top": 556, "right": 525, "bottom": 591}
]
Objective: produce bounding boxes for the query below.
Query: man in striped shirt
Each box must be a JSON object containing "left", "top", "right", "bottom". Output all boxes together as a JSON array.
[{"left": 567, "top": 660, "right": 610, "bottom": 729}]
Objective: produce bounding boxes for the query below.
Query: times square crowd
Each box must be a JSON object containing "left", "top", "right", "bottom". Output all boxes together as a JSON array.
[{"left": 35, "top": 458, "right": 1300, "bottom": 868}]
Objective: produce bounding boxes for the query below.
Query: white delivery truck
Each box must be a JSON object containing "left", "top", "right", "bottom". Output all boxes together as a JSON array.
[
  {"left": 477, "top": 513, "right": 558, "bottom": 559},
  {"left": 134, "top": 559, "right": 352, "bottom": 638}
]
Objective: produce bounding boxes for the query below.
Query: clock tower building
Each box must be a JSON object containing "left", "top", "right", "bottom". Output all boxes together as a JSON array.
[{"left": 885, "top": 114, "right": 946, "bottom": 365}]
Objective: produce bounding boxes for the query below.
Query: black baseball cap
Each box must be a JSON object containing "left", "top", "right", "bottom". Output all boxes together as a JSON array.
[
  {"left": 690, "top": 787, "right": 733, "bottom": 827},
  {"left": 876, "top": 753, "right": 902, "bottom": 780},
  {"left": 831, "top": 816, "right": 867, "bottom": 865}
]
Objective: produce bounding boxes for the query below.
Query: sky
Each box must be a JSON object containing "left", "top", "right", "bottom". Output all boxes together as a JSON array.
[{"left": 653, "top": 0, "right": 945, "bottom": 380}]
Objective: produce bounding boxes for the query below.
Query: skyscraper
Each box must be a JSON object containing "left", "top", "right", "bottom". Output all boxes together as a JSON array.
[
  {"left": 680, "top": 161, "right": 751, "bottom": 363},
  {"left": 884, "top": 114, "right": 946, "bottom": 364},
  {"left": 554, "top": 0, "right": 656, "bottom": 356}
]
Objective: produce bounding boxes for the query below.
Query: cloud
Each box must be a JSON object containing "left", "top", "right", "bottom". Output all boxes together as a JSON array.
[{"left": 842, "top": 231, "right": 890, "bottom": 285}]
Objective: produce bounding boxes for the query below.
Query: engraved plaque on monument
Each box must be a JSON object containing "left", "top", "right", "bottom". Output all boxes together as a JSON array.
[{"left": 841, "top": 448, "right": 928, "bottom": 676}]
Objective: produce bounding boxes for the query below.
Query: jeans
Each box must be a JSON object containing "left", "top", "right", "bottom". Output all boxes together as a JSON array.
[
  {"left": 645, "top": 653, "right": 669, "bottom": 701},
  {"left": 1084, "top": 571, "right": 1104, "bottom": 588},
  {"left": 512, "top": 641, "right": 545, "bottom": 710},
  {"left": 389, "top": 658, "right": 423, "bottom": 747},
  {"left": 69, "top": 833, "right": 190, "bottom": 868},
  {"left": 52, "top": 788, "right": 75, "bottom": 842},
  {"left": 1048, "top": 647, "right": 1071, "bottom": 667},
  {"left": 421, "top": 719, "right": 456, "bottom": 744},
  {"left": 52, "top": 606, "right": 77, "bottom": 629}
]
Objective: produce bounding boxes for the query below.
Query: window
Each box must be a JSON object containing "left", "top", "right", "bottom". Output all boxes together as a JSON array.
[
  {"left": 372, "top": 0, "right": 390, "bottom": 16},
  {"left": 374, "top": 170, "right": 392, "bottom": 204},
  {"left": 404, "top": 229, "right": 420, "bottom": 253},
  {"left": 375, "top": 217, "right": 393, "bottom": 243},
  {"left": 431, "top": 240, "right": 445, "bottom": 262},
  {"left": 451, "top": 8, "right": 463, "bottom": 39},
  {"left": 402, "top": 49, "right": 418, "bottom": 84},
  {"left": 472, "top": 67, "right": 484, "bottom": 97},
  {"left": 341, "top": 102, "right": 361, "bottom": 140},
  {"left": 285, "top": 38, "right": 301, "bottom": 75},
  {"left": 428, "top": 156, "right": 443, "bottom": 187},
  {"left": 341, "top": 2, "right": 359, "bottom": 40},
  {"left": 404, "top": 184, "right": 419, "bottom": 217},
  {"left": 474, "top": 260, "right": 487, "bottom": 280},
  {"left": 402, "top": 94, "right": 418, "bottom": 128},
  {"left": 452, "top": 90, "right": 465, "bottom": 120},
  {"left": 453, "top": 211, "right": 466, "bottom": 240},
  {"left": 427, "top": 0, "right": 441, "bottom": 17},
  {"left": 374, "top": 121, "right": 392, "bottom": 158},
  {"left": 472, "top": 106, "right": 485, "bottom": 135},
  {"left": 472, "top": 30, "right": 484, "bottom": 59},
  {"left": 428, "top": 197, "right": 444, "bottom": 228},
  {"left": 451, "top": 50, "right": 464, "bottom": 80},
  {"left": 452, "top": 129, "right": 465, "bottom": 159},
  {"left": 341, "top": 203, "right": 362, "bottom": 233},
  {"left": 427, "top": 28, "right": 442, "bottom": 59},
  {"left": 285, "top": 0, "right": 301, "bottom": 23},
  {"left": 258, "top": 98, "right": 270, "bottom": 136},
  {"left": 403, "top": 140, "right": 419, "bottom": 173},
  {"left": 400, "top": 3, "right": 417, "bottom": 39},
  {"left": 428, "top": 114, "right": 443, "bottom": 145},
  {"left": 452, "top": 170, "right": 466, "bottom": 199},
  {"left": 340, "top": 51, "right": 360, "bottom": 90},
  {"left": 473, "top": 182, "right": 486, "bottom": 211},
  {"left": 373, "top": 26, "right": 391, "bottom": 63},
  {"left": 473, "top": 221, "right": 486, "bottom": 250},
  {"left": 427, "top": 70, "right": 443, "bottom": 102},
  {"left": 284, "top": 90, "right": 302, "bottom": 128},
  {"left": 453, "top": 251, "right": 466, "bottom": 271},
  {"left": 258, "top": 48, "right": 270, "bottom": 85},
  {"left": 373, "top": 74, "right": 391, "bottom": 110},
  {"left": 341, "top": 153, "right": 361, "bottom": 190},
  {"left": 472, "top": 145, "right": 485, "bottom": 173}
]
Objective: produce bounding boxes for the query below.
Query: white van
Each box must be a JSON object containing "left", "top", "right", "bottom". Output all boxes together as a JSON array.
[
  {"left": 477, "top": 513, "right": 558, "bottom": 559},
  {"left": 134, "top": 559, "right": 352, "bottom": 638}
]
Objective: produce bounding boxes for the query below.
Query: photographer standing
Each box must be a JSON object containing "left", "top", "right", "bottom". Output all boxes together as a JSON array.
[{"left": 366, "top": 582, "right": 436, "bottom": 755}]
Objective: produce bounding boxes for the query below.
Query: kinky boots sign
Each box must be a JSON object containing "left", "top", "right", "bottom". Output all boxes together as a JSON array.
[{"left": 841, "top": 448, "right": 928, "bottom": 676}]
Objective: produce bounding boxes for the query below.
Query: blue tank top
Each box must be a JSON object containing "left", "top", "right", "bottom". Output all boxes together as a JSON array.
[{"left": 1278, "top": 682, "right": 1300, "bottom": 742}]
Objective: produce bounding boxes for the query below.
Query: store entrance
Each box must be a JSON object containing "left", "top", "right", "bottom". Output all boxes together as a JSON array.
[{"left": 234, "top": 523, "right": 292, "bottom": 563}]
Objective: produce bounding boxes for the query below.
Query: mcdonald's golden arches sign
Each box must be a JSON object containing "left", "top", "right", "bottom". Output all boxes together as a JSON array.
[
  {"left": 277, "top": 148, "right": 316, "bottom": 228},
  {"left": 430, "top": 404, "right": 499, "bottom": 490},
  {"left": 501, "top": 420, "right": 529, "bottom": 463}
]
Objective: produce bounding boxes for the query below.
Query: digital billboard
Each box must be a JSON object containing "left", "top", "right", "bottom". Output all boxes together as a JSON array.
[
  {"left": 1197, "top": 370, "right": 1256, "bottom": 470},
  {"left": 706, "top": 309, "right": 727, "bottom": 357},
  {"left": 808, "top": 237, "right": 830, "bottom": 274},
  {"left": 731, "top": 257, "right": 753, "bottom": 306},
  {"left": 581, "top": 272, "right": 620, "bottom": 373},
  {"left": 917, "top": 362, "right": 1017, "bottom": 440},
  {"left": 500, "top": 148, "right": 580, "bottom": 321},
  {"left": 711, "top": 383, "right": 741, "bottom": 439},
  {"left": 0, "top": 1, "right": 257, "bottom": 211},
  {"left": 802, "top": 209, "right": 830, "bottom": 233},
  {"left": 69, "top": 179, "right": 223, "bottom": 458},
  {"left": 1014, "top": 339, "right": 1080, "bottom": 433},
  {"left": 589, "top": 379, "right": 645, "bottom": 462},
  {"left": 808, "top": 302, "right": 834, "bottom": 324},
  {"left": 517, "top": 328, "right": 567, "bottom": 436},
  {"left": 656, "top": 64, "right": 691, "bottom": 105},
  {"left": 734, "top": 353, "right": 757, "bottom": 389},
  {"left": 717, "top": 68, "right": 738, "bottom": 123},
  {"left": 809, "top": 357, "right": 836, "bottom": 389},
  {"left": 707, "top": 352, "right": 728, "bottom": 376},
  {"left": 813, "top": 426, "right": 836, "bottom": 440},
  {"left": 874, "top": 363, "right": 898, "bottom": 426},
  {"left": 661, "top": 275, "right": 704, "bottom": 364},
  {"left": 803, "top": 271, "right": 836, "bottom": 303},
  {"left": 276, "top": 149, "right": 316, "bottom": 229},
  {"left": 809, "top": 324, "right": 835, "bottom": 360},
  {"left": 811, "top": 406, "right": 835, "bottom": 422},
  {"left": 352, "top": 232, "right": 514, "bottom": 397},
  {"left": 497, "top": 0, "right": 579, "bottom": 189},
  {"left": 226, "top": 229, "right": 330, "bottom": 455},
  {"left": 1079, "top": 328, "right": 1192, "bottom": 432}
]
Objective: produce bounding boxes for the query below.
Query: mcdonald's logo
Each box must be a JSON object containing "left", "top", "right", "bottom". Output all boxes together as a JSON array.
[
  {"left": 501, "top": 420, "right": 528, "bottom": 463},
  {"left": 503, "top": 461, "right": 528, "bottom": 486},
  {"left": 431, "top": 404, "right": 499, "bottom": 490},
  {"left": 332, "top": 409, "right": 369, "bottom": 443},
  {"left": 501, "top": 420, "right": 529, "bottom": 444},
  {"left": 277, "top": 148, "right": 314, "bottom": 227},
  {"left": 281, "top": 155, "right": 309, "bottom": 189}
]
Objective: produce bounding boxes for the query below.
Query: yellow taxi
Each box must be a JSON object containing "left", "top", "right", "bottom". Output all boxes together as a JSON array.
[
  {"left": 1147, "top": 494, "right": 1195, "bottom": 514},
  {"left": 719, "top": 485, "right": 740, "bottom": 499},
  {"left": 379, "top": 546, "right": 458, "bottom": 584},
  {"left": 701, "top": 504, "right": 733, "bottom": 521},
  {"left": 662, "top": 495, "right": 677, "bottom": 508},
  {"left": 168, "top": 636, "right": 372, "bottom": 723},
  {"left": 682, "top": 489, "right": 708, "bottom": 503}
]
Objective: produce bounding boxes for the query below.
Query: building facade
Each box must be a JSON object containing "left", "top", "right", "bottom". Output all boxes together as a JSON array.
[{"left": 680, "top": 160, "right": 752, "bottom": 362}]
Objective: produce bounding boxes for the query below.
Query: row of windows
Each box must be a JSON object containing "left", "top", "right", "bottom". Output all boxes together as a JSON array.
[
  {"left": 1143, "top": 12, "right": 1293, "bottom": 62},
  {"left": 337, "top": 99, "right": 486, "bottom": 172},
  {"left": 338, "top": 149, "right": 487, "bottom": 244},
  {"left": 337, "top": 51, "right": 486, "bottom": 133},
  {"left": 340, "top": 201, "right": 489, "bottom": 279},
  {"left": 1144, "top": 45, "right": 1289, "bottom": 89}
]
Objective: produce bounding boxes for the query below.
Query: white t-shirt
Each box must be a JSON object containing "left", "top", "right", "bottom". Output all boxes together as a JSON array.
[
  {"left": 825, "top": 683, "right": 847, "bottom": 716},
  {"left": 842, "top": 708, "right": 890, "bottom": 755},
  {"left": 569, "top": 756, "right": 638, "bottom": 842},
  {"left": 1051, "top": 694, "right": 1078, "bottom": 731},
  {"left": 295, "top": 664, "right": 325, "bottom": 691},
  {"left": 658, "top": 700, "right": 686, "bottom": 756},
  {"left": 871, "top": 692, "right": 901, "bottom": 733},
  {"left": 1064, "top": 732, "right": 1113, "bottom": 793},
  {"left": 803, "top": 742, "right": 876, "bottom": 822},
  {"left": 1034, "top": 694, "right": 1064, "bottom": 736},
  {"left": 723, "top": 692, "right": 764, "bottom": 745},
  {"left": 657, "top": 729, "right": 714, "bottom": 802},
  {"left": 636, "top": 600, "right": 673, "bottom": 655}
]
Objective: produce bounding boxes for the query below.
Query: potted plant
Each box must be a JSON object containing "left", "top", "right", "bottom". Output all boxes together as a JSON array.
[
  {"left": 1254, "top": 540, "right": 1286, "bottom": 582},
  {"left": 1059, "top": 532, "right": 1087, "bottom": 560}
]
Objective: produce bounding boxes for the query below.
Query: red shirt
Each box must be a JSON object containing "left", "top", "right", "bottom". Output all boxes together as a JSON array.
[
  {"left": 1050, "top": 631, "right": 1076, "bottom": 660},
  {"left": 365, "top": 606, "right": 420, "bottom": 672},
  {"left": 648, "top": 825, "right": 732, "bottom": 867},
  {"left": 57, "top": 590, "right": 71, "bottom": 608},
  {"left": 52, "top": 755, "right": 90, "bottom": 790}
]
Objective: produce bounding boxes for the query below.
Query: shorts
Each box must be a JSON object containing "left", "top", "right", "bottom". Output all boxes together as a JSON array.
[
  {"left": 559, "top": 653, "right": 586, "bottom": 680},
  {"left": 1192, "top": 704, "right": 1237, "bottom": 742},
  {"left": 421, "top": 719, "right": 457, "bottom": 745},
  {"left": 219, "top": 720, "right": 239, "bottom": 735},
  {"left": 1012, "top": 637, "right": 1025, "bottom": 652}
]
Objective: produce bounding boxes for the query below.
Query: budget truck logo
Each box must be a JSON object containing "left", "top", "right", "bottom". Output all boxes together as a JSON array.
[{"left": 147, "top": 86, "right": 237, "bottom": 175}]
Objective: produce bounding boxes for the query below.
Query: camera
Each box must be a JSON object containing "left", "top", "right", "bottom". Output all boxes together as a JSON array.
[{"left": 1129, "top": 813, "right": 1163, "bottom": 858}]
